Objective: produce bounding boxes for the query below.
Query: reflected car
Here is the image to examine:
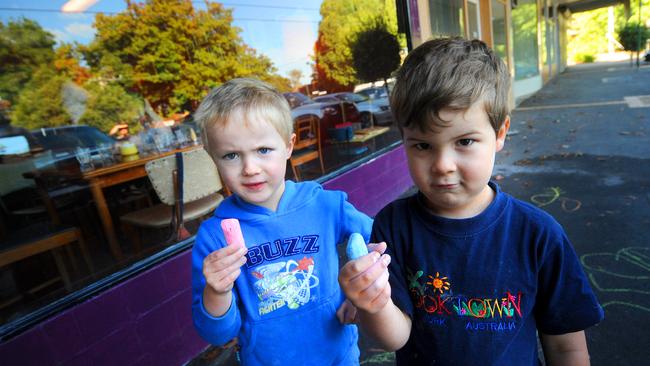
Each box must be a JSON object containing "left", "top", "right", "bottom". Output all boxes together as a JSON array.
[
  {"left": 282, "top": 92, "right": 361, "bottom": 144},
  {"left": 314, "top": 91, "right": 392, "bottom": 127},
  {"left": 283, "top": 92, "right": 313, "bottom": 109},
  {"left": 356, "top": 86, "right": 389, "bottom": 100},
  {"left": 30, "top": 125, "right": 115, "bottom": 165}
]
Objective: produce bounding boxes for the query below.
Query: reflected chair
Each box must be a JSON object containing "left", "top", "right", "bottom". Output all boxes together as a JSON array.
[
  {"left": 289, "top": 115, "right": 324, "bottom": 181},
  {"left": 0, "top": 225, "right": 94, "bottom": 310},
  {"left": 327, "top": 125, "right": 368, "bottom": 156},
  {"left": 120, "top": 148, "right": 224, "bottom": 252}
]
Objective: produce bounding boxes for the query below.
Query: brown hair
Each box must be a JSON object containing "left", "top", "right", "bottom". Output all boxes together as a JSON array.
[
  {"left": 390, "top": 37, "right": 510, "bottom": 133},
  {"left": 193, "top": 78, "right": 293, "bottom": 152}
]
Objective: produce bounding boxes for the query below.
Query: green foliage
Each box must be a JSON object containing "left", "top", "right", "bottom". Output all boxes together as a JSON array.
[
  {"left": 315, "top": 0, "right": 404, "bottom": 90},
  {"left": 78, "top": 82, "right": 143, "bottom": 134},
  {"left": 351, "top": 22, "right": 400, "bottom": 83},
  {"left": 82, "top": 0, "right": 287, "bottom": 114},
  {"left": 617, "top": 22, "right": 650, "bottom": 52},
  {"left": 574, "top": 53, "right": 596, "bottom": 63},
  {"left": 0, "top": 18, "right": 56, "bottom": 104},
  {"left": 567, "top": 2, "right": 650, "bottom": 62},
  {"left": 567, "top": 7, "right": 611, "bottom": 63},
  {"left": 10, "top": 66, "right": 71, "bottom": 129}
]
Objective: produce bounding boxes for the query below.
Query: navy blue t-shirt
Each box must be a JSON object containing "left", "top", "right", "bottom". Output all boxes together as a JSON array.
[{"left": 371, "top": 182, "right": 603, "bottom": 366}]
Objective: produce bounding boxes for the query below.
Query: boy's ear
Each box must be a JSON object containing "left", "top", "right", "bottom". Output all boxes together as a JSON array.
[
  {"left": 286, "top": 133, "right": 296, "bottom": 158},
  {"left": 495, "top": 116, "right": 510, "bottom": 152}
]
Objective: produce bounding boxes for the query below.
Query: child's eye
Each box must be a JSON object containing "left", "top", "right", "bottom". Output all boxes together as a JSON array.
[
  {"left": 222, "top": 152, "right": 238, "bottom": 160},
  {"left": 458, "top": 139, "right": 474, "bottom": 147},
  {"left": 413, "top": 143, "right": 430, "bottom": 151},
  {"left": 258, "top": 147, "right": 272, "bottom": 155}
]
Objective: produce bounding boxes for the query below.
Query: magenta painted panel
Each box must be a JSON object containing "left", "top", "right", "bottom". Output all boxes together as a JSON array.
[{"left": 0, "top": 145, "right": 411, "bottom": 365}]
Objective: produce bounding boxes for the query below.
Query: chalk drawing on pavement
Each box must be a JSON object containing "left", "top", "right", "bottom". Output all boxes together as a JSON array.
[
  {"left": 580, "top": 247, "right": 650, "bottom": 312},
  {"left": 531, "top": 186, "right": 582, "bottom": 212}
]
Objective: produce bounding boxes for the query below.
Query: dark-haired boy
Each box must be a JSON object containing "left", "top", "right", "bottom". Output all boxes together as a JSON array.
[{"left": 338, "top": 38, "right": 603, "bottom": 365}]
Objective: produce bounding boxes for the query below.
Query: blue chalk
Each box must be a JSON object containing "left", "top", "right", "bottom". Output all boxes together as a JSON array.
[{"left": 346, "top": 233, "right": 368, "bottom": 260}]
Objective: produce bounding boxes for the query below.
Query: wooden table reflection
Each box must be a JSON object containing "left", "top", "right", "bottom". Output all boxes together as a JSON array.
[{"left": 80, "top": 145, "right": 203, "bottom": 261}]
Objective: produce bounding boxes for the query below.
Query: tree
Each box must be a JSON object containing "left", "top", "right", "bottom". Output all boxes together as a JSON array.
[
  {"left": 0, "top": 18, "right": 56, "bottom": 105},
  {"left": 618, "top": 22, "right": 650, "bottom": 52},
  {"left": 618, "top": 21, "right": 650, "bottom": 67},
  {"left": 11, "top": 65, "right": 70, "bottom": 129},
  {"left": 78, "top": 81, "right": 143, "bottom": 134},
  {"left": 82, "top": 0, "right": 288, "bottom": 114},
  {"left": 314, "top": 0, "right": 404, "bottom": 91},
  {"left": 351, "top": 21, "right": 400, "bottom": 87},
  {"left": 54, "top": 43, "right": 91, "bottom": 84},
  {"left": 287, "top": 69, "right": 304, "bottom": 91}
]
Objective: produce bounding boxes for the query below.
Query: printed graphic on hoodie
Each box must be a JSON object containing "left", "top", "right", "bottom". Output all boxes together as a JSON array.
[{"left": 252, "top": 256, "right": 319, "bottom": 316}]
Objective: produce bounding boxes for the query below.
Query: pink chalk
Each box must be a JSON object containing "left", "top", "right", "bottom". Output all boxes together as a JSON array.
[{"left": 221, "top": 218, "right": 246, "bottom": 248}]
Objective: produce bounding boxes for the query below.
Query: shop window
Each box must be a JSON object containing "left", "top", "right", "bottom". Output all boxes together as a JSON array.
[
  {"left": 512, "top": 0, "right": 540, "bottom": 80},
  {"left": 0, "top": 2, "right": 403, "bottom": 333},
  {"left": 428, "top": 0, "right": 465, "bottom": 37},
  {"left": 491, "top": 0, "right": 509, "bottom": 62}
]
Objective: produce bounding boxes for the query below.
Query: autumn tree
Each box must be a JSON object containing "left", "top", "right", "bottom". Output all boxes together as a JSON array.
[
  {"left": 11, "top": 65, "right": 70, "bottom": 129},
  {"left": 82, "top": 0, "right": 289, "bottom": 114},
  {"left": 54, "top": 43, "right": 91, "bottom": 84},
  {"left": 0, "top": 18, "right": 56, "bottom": 105},
  {"left": 314, "top": 0, "right": 403, "bottom": 91}
]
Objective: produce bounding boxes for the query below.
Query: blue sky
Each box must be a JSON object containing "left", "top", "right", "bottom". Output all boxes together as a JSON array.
[{"left": 0, "top": 0, "right": 323, "bottom": 83}]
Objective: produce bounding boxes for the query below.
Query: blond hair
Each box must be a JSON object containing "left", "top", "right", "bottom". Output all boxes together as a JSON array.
[{"left": 194, "top": 78, "right": 293, "bottom": 151}]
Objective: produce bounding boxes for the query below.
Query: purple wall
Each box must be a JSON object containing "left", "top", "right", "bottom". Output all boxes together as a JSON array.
[{"left": 0, "top": 145, "right": 412, "bottom": 365}]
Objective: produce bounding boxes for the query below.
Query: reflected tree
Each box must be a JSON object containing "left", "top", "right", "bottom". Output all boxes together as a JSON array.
[
  {"left": 351, "top": 21, "right": 400, "bottom": 90},
  {"left": 10, "top": 66, "right": 70, "bottom": 129},
  {"left": 0, "top": 18, "right": 55, "bottom": 106},
  {"left": 81, "top": 0, "right": 288, "bottom": 114},
  {"left": 315, "top": 0, "right": 403, "bottom": 91}
]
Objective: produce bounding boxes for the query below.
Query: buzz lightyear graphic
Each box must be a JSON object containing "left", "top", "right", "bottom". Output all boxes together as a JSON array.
[{"left": 252, "top": 257, "right": 319, "bottom": 315}]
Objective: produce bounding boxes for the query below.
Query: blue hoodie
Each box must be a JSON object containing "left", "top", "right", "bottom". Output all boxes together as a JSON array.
[{"left": 192, "top": 181, "right": 373, "bottom": 365}]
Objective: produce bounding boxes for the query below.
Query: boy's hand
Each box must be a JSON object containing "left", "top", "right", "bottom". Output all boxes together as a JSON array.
[
  {"left": 338, "top": 242, "right": 392, "bottom": 314},
  {"left": 336, "top": 298, "right": 358, "bottom": 324},
  {"left": 203, "top": 245, "right": 248, "bottom": 295}
]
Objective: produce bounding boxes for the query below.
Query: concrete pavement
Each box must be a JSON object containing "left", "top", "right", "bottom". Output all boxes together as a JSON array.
[{"left": 496, "top": 60, "right": 650, "bottom": 366}]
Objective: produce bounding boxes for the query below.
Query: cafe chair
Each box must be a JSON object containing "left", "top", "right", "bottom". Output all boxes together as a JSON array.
[
  {"left": 327, "top": 125, "right": 368, "bottom": 156},
  {"left": 119, "top": 148, "right": 224, "bottom": 252},
  {"left": 0, "top": 225, "right": 94, "bottom": 310},
  {"left": 289, "top": 115, "right": 324, "bottom": 181}
]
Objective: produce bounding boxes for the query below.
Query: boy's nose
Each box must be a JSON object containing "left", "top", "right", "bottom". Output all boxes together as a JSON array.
[
  {"left": 431, "top": 151, "right": 455, "bottom": 174},
  {"left": 241, "top": 157, "right": 261, "bottom": 176}
]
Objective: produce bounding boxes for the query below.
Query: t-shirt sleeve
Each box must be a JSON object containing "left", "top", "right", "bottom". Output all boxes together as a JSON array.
[
  {"left": 191, "top": 221, "right": 242, "bottom": 345},
  {"left": 371, "top": 206, "right": 414, "bottom": 318},
  {"left": 534, "top": 225, "right": 604, "bottom": 335}
]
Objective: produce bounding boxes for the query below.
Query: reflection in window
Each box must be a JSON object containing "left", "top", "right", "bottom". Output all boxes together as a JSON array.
[
  {"left": 0, "top": 1, "right": 403, "bottom": 329},
  {"left": 491, "top": 0, "right": 508, "bottom": 62},
  {"left": 428, "top": 0, "right": 465, "bottom": 38},
  {"left": 467, "top": 0, "right": 481, "bottom": 40},
  {"left": 512, "top": 0, "right": 539, "bottom": 80}
]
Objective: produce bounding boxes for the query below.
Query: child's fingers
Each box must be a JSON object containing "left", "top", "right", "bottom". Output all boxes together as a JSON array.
[
  {"left": 367, "top": 281, "right": 392, "bottom": 311},
  {"left": 204, "top": 247, "right": 247, "bottom": 271},
  {"left": 336, "top": 299, "right": 357, "bottom": 324},
  {"left": 205, "top": 263, "right": 244, "bottom": 293},
  {"left": 340, "top": 251, "right": 381, "bottom": 280},
  {"left": 205, "top": 245, "right": 246, "bottom": 264},
  {"left": 366, "top": 242, "right": 387, "bottom": 255},
  {"left": 345, "top": 254, "right": 390, "bottom": 293},
  {"left": 359, "top": 264, "right": 390, "bottom": 302}
]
